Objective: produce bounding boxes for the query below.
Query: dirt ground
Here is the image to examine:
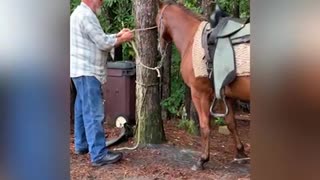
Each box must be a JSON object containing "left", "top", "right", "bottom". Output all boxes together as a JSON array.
[{"left": 70, "top": 118, "right": 250, "bottom": 180}]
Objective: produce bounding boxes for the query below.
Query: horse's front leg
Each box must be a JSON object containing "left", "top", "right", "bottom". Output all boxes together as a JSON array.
[
  {"left": 191, "top": 91, "right": 211, "bottom": 170},
  {"left": 225, "top": 98, "right": 249, "bottom": 163}
]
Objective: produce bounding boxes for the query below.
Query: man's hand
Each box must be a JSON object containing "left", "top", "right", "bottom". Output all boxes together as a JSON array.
[
  {"left": 114, "top": 30, "right": 134, "bottom": 47},
  {"left": 120, "top": 31, "right": 134, "bottom": 42},
  {"left": 116, "top": 28, "right": 131, "bottom": 37}
]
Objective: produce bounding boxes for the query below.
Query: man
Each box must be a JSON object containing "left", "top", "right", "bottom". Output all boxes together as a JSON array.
[{"left": 70, "top": 0, "right": 134, "bottom": 167}]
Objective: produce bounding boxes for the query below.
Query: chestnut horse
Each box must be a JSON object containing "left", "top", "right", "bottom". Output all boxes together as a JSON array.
[{"left": 156, "top": 1, "right": 250, "bottom": 170}]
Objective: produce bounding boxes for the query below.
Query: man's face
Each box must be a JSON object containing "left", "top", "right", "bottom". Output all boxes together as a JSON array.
[{"left": 93, "top": 0, "right": 103, "bottom": 15}]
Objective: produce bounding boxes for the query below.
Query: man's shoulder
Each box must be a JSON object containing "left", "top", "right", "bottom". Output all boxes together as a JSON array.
[{"left": 71, "top": 4, "right": 93, "bottom": 19}]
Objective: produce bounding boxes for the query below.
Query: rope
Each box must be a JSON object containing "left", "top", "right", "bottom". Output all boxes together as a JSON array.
[
  {"left": 113, "top": 26, "right": 167, "bottom": 151},
  {"left": 131, "top": 40, "right": 165, "bottom": 78},
  {"left": 130, "top": 26, "right": 157, "bottom": 33},
  {"left": 135, "top": 81, "right": 158, "bottom": 87},
  {"left": 113, "top": 78, "right": 156, "bottom": 151},
  {"left": 230, "top": 157, "right": 251, "bottom": 163}
]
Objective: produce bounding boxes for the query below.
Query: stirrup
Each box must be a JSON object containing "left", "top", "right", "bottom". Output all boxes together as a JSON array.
[{"left": 210, "top": 89, "right": 229, "bottom": 118}]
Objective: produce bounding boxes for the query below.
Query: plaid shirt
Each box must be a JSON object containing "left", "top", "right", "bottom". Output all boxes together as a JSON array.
[{"left": 70, "top": 2, "right": 117, "bottom": 84}]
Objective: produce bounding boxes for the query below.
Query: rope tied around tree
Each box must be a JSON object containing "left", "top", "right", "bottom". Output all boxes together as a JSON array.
[
  {"left": 130, "top": 26, "right": 158, "bottom": 33},
  {"left": 120, "top": 22, "right": 165, "bottom": 79},
  {"left": 113, "top": 25, "right": 167, "bottom": 151},
  {"left": 131, "top": 39, "right": 168, "bottom": 79}
]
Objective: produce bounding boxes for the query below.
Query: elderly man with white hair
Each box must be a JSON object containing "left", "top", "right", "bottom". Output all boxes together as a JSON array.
[{"left": 70, "top": 0, "right": 133, "bottom": 167}]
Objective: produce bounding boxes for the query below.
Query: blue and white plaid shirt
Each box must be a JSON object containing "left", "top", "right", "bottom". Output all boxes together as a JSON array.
[{"left": 70, "top": 2, "right": 117, "bottom": 84}]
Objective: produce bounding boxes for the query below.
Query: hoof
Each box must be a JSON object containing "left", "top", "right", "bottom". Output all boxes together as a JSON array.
[
  {"left": 235, "top": 149, "right": 249, "bottom": 164},
  {"left": 191, "top": 164, "right": 204, "bottom": 171},
  {"left": 191, "top": 159, "right": 206, "bottom": 171}
]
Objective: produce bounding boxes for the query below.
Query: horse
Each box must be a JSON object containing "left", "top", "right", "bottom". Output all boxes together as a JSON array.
[{"left": 156, "top": 0, "right": 250, "bottom": 170}]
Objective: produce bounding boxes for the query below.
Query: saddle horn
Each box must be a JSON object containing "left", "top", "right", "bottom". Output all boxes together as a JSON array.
[{"left": 209, "top": 4, "right": 229, "bottom": 28}]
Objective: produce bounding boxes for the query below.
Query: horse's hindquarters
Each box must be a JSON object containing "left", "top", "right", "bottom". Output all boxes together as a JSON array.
[{"left": 225, "top": 76, "right": 250, "bottom": 101}]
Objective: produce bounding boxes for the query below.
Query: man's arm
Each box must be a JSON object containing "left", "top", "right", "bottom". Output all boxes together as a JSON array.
[
  {"left": 82, "top": 15, "right": 117, "bottom": 51},
  {"left": 114, "top": 30, "right": 134, "bottom": 47},
  {"left": 82, "top": 15, "right": 134, "bottom": 51}
]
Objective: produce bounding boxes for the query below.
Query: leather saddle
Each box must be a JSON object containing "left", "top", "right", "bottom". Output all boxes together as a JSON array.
[
  {"left": 209, "top": 4, "right": 229, "bottom": 28},
  {"left": 201, "top": 4, "right": 250, "bottom": 117}
]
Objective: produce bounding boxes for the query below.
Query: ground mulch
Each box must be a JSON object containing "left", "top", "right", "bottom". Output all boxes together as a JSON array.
[{"left": 70, "top": 118, "right": 250, "bottom": 180}]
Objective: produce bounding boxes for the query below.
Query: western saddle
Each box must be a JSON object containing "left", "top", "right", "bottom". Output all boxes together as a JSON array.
[{"left": 202, "top": 4, "right": 250, "bottom": 117}]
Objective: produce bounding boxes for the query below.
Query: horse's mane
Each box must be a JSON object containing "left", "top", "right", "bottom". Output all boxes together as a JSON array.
[{"left": 162, "top": 0, "right": 206, "bottom": 21}]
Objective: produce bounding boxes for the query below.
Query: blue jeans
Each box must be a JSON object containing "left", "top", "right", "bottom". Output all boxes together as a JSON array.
[{"left": 72, "top": 76, "right": 108, "bottom": 162}]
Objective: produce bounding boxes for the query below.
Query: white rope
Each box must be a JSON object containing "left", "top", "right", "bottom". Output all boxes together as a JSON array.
[
  {"left": 131, "top": 40, "right": 165, "bottom": 78},
  {"left": 130, "top": 26, "right": 157, "bottom": 33},
  {"left": 113, "top": 32, "right": 166, "bottom": 151},
  {"left": 230, "top": 157, "right": 251, "bottom": 163}
]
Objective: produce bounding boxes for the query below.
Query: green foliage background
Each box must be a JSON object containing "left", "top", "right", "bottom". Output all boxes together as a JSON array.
[{"left": 217, "top": 0, "right": 250, "bottom": 18}]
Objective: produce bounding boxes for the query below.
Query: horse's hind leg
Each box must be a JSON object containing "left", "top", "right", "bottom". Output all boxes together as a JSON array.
[
  {"left": 191, "top": 90, "right": 211, "bottom": 170},
  {"left": 225, "top": 98, "right": 248, "bottom": 163}
]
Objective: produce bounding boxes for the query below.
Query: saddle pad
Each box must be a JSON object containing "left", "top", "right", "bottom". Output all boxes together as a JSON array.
[
  {"left": 234, "top": 43, "right": 250, "bottom": 76},
  {"left": 192, "top": 21, "right": 210, "bottom": 77},
  {"left": 192, "top": 22, "right": 250, "bottom": 78}
]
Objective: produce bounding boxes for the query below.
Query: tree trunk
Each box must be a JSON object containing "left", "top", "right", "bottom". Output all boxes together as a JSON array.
[
  {"left": 185, "top": 86, "right": 191, "bottom": 120},
  {"left": 185, "top": 85, "right": 200, "bottom": 135},
  {"left": 134, "top": 0, "right": 166, "bottom": 144},
  {"left": 232, "top": 0, "right": 240, "bottom": 18},
  {"left": 161, "top": 42, "right": 172, "bottom": 121},
  {"left": 201, "top": 0, "right": 215, "bottom": 19},
  {"left": 113, "top": 45, "right": 123, "bottom": 61},
  {"left": 190, "top": 103, "right": 200, "bottom": 135},
  {"left": 196, "top": 0, "right": 202, "bottom": 7}
]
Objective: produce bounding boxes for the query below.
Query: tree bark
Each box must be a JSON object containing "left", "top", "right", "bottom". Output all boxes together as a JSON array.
[
  {"left": 113, "top": 45, "right": 123, "bottom": 61},
  {"left": 185, "top": 85, "right": 200, "bottom": 135},
  {"left": 185, "top": 86, "right": 191, "bottom": 120},
  {"left": 161, "top": 42, "right": 172, "bottom": 121},
  {"left": 196, "top": 0, "right": 202, "bottom": 7},
  {"left": 134, "top": 0, "right": 166, "bottom": 144},
  {"left": 201, "top": 0, "right": 215, "bottom": 19}
]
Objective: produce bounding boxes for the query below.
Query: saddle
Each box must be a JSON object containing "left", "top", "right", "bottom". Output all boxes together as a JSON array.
[
  {"left": 201, "top": 4, "right": 250, "bottom": 117},
  {"left": 209, "top": 4, "right": 229, "bottom": 28}
]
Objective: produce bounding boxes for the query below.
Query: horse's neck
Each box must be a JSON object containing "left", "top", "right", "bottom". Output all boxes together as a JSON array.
[{"left": 168, "top": 16, "right": 200, "bottom": 56}]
